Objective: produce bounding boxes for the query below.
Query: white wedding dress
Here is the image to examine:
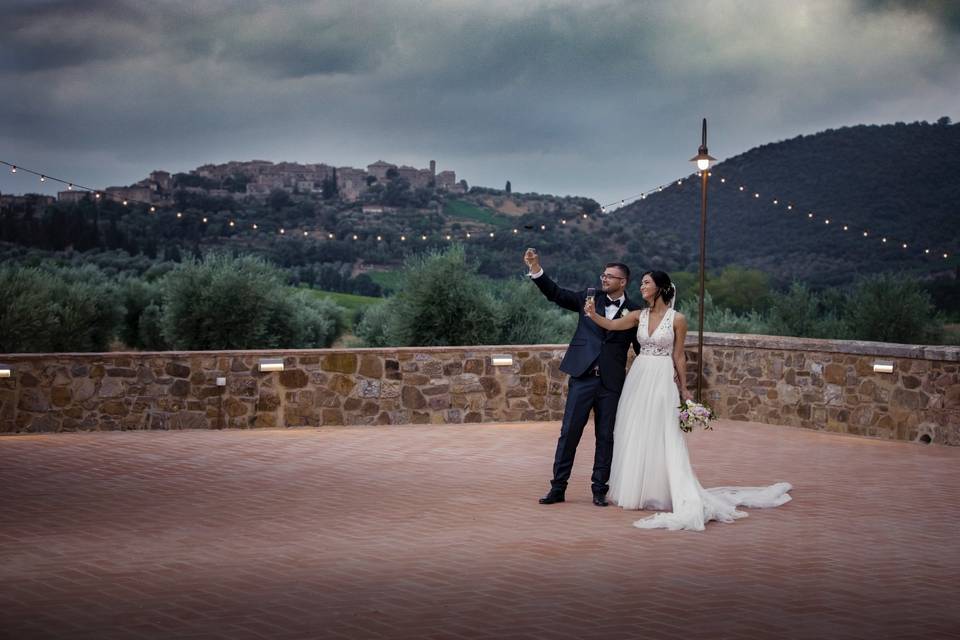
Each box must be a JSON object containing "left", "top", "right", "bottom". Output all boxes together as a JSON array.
[{"left": 607, "top": 307, "right": 792, "bottom": 531}]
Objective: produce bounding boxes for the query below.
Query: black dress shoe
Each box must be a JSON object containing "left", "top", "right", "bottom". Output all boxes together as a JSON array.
[
  {"left": 539, "top": 491, "right": 565, "bottom": 504},
  {"left": 592, "top": 495, "right": 609, "bottom": 507}
]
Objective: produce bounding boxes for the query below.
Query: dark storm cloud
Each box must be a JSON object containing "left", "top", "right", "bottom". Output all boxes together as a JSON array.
[
  {"left": 1, "top": 0, "right": 958, "bottom": 203},
  {"left": 859, "top": 0, "right": 960, "bottom": 31}
]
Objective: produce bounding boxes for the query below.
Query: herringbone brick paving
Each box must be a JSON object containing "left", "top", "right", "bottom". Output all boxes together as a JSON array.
[{"left": 1, "top": 421, "right": 959, "bottom": 639}]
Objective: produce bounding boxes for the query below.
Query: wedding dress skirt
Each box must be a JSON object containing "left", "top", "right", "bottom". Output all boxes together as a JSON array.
[{"left": 607, "top": 309, "right": 792, "bottom": 531}]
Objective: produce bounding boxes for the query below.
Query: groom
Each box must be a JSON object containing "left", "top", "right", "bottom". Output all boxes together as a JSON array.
[{"left": 524, "top": 248, "right": 641, "bottom": 506}]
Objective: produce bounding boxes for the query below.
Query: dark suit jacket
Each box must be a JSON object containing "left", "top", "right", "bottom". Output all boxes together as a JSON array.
[{"left": 532, "top": 271, "right": 642, "bottom": 393}]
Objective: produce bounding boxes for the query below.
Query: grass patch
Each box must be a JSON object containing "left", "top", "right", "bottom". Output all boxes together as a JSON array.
[
  {"left": 444, "top": 199, "right": 510, "bottom": 227},
  {"left": 302, "top": 289, "right": 382, "bottom": 324},
  {"left": 366, "top": 270, "right": 404, "bottom": 294}
]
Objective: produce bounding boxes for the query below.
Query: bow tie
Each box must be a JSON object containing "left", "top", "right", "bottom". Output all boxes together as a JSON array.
[{"left": 605, "top": 297, "right": 621, "bottom": 308}]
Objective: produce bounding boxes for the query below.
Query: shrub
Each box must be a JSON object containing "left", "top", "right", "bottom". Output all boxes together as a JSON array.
[
  {"left": 160, "top": 254, "right": 344, "bottom": 349},
  {"left": 844, "top": 273, "right": 941, "bottom": 343}
]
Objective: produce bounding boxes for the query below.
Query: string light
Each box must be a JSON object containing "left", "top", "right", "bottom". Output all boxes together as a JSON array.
[
  {"left": 1, "top": 158, "right": 953, "bottom": 261},
  {"left": 400, "top": 235, "right": 406, "bottom": 241},
  {"left": 303, "top": 231, "right": 308, "bottom": 236},
  {"left": 280, "top": 228, "right": 285, "bottom": 234}
]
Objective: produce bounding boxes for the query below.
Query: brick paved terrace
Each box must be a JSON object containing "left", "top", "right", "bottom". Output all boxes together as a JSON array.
[{"left": 2, "top": 420, "right": 959, "bottom": 639}]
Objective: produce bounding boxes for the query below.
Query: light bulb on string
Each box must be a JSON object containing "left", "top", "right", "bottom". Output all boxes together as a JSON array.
[
  {"left": 202, "top": 217, "right": 208, "bottom": 223},
  {"left": 10, "top": 166, "right": 16, "bottom": 173},
  {"left": 824, "top": 219, "right": 830, "bottom": 224},
  {"left": 421, "top": 235, "right": 427, "bottom": 240},
  {"left": 280, "top": 228, "right": 285, "bottom": 234},
  {"left": 808, "top": 213, "right": 813, "bottom": 218},
  {"left": 400, "top": 235, "right": 406, "bottom": 241},
  {"left": 925, "top": 249, "right": 930, "bottom": 254},
  {"left": 94, "top": 192, "right": 101, "bottom": 200},
  {"left": 252, "top": 223, "right": 257, "bottom": 229},
  {"left": 773, "top": 199, "right": 778, "bottom": 205},
  {"left": 754, "top": 193, "right": 759, "bottom": 198},
  {"left": 902, "top": 243, "right": 907, "bottom": 249},
  {"left": 540, "top": 224, "right": 546, "bottom": 230},
  {"left": 561, "top": 219, "right": 566, "bottom": 225},
  {"left": 328, "top": 233, "right": 334, "bottom": 239},
  {"left": 513, "top": 228, "right": 518, "bottom": 233},
  {"left": 40, "top": 175, "right": 46, "bottom": 183},
  {"left": 229, "top": 220, "right": 235, "bottom": 227},
  {"left": 720, "top": 178, "right": 725, "bottom": 183},
  {"left": 739, "top": 186, "right": 745, "bottom": 192},
  {"left": 582, "top": 213, "right": 588, "bottom": 219},
  {"left": 863, "top": 231, "right": 869, "bottom": 237},
  {"left": 68, "top": 183, "right": 73, "bottom": 190},
  {"left": 944, "top": 253, "right": 949, "bottom": 259},
  {"left": 445, "top": 235, "right": 451, "bottom": 240},
  {"left": 303, "top": 231, "right": 308, "bottom": 236},
  {"left": 882, "top": 237, "right": 887, "bottom": 243},
  {"left": 352, "top": 234, "right": 358, "bottom": 240},
  {"left": 150, "top": 206, "right": 156, "bottom": 213},
  {"left": 843, "top": 225, "right": 848, "bottom": 231},
  {"left": 489, "top": 232, "right": 495, "bottom": 237},
  {"left": 466, "top": 232, "right": 471, "bottom": 238},
  {"left": 376, "top": 235, "right": 382, "bottom": 241},
  {"left": 122, "top": 200, "right": 128, "bottom": 206}
]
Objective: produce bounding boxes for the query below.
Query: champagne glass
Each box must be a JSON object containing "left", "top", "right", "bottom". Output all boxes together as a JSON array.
[{"left": 585, "top": 287, "right": 596, "bottom": 316}]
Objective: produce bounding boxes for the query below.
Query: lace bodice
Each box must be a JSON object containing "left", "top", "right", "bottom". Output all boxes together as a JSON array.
[{"left": 637, "top": 308, "right": 675, "bottom": 357}]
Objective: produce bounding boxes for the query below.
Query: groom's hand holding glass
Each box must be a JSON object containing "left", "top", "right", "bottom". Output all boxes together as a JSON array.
[{"left": 584, "top": 297, "right": 639, "bottom": 331}]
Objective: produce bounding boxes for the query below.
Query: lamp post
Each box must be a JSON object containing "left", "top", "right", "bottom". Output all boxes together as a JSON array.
[{"left": 690, "top": 118, "right": 716, "bottom": 403}]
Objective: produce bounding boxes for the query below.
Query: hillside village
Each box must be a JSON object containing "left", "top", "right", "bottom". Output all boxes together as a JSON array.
[{"left": 47, "top": 159, "right": 464, "bottom": 207}]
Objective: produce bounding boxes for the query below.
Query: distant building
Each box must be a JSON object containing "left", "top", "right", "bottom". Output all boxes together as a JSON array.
[
  {"left": 366, "top": 160, "right": 396, "bottom": 182},
  {"left": 435, "top": 170, "right": 457, "bottom": 190},
  {"left": 57, "top": 190, "right": 90, "bottom": 204},
  {"left": 105, "top": 186, "right": 153, "bottom": 203}
]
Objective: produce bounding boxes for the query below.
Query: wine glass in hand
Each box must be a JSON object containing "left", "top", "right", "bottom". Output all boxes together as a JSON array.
[{"left": 585, "top": 287, "right": 596, "bottom": 317}]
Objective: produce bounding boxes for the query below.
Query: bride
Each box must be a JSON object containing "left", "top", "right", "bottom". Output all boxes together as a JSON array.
[{"left": 584, "top": 270, "right": 792, "bottom": 531}]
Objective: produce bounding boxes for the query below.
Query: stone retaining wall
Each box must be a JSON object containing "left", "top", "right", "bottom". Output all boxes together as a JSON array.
[{"left": 1, "top": 335, "right": 958, "bottom": 444}]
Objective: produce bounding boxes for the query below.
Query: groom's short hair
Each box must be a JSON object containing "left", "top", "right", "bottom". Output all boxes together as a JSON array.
[{"left": 605, "top": 262, "right": 630, "bottom": 280}]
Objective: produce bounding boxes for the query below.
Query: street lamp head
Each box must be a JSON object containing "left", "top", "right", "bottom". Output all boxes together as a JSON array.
[{"left": 690, "top": 117, "right": 716, "bottom": 171}]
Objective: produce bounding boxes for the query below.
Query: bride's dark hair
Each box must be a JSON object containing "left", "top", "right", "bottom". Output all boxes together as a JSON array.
[{"left": 641, "top": 270, "right": 675, "bottom": 306}]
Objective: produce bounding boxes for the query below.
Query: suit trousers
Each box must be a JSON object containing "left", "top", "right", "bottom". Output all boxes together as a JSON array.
[{"left": 550, "top": 372, "right": 620, "bottom": 496}]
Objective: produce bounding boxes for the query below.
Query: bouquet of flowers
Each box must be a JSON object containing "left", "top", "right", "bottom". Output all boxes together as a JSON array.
[{"left": 678, "top": 399, "right": 715, "bottom": 433}]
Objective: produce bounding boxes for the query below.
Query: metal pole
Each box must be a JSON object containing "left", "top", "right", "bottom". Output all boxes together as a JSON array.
[{"left": 696, "top": 119, "right": 709, "bottom": 403}]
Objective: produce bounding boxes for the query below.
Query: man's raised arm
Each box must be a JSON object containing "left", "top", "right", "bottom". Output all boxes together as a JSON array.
[{"left": 524, "top": 248, "right": 581, "bottom": 312}]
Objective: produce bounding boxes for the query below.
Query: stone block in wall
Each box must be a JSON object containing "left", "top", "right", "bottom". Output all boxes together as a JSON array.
[
  {"left": 401, "top": 386, "right": 426, "bottom": 409},
  {"left": 279, "top": 369, "right": 308, "bottom": 389},
  {"left": 359, "top": 355, "right": 383, "bottom": 378},
  {"left": 323, "top": 353, "right": 357, "bottom": 373}
]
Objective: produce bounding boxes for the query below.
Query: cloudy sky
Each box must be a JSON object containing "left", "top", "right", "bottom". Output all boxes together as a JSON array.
[{"left": 1, "top": 0, "right": 958, "bottom": 206}]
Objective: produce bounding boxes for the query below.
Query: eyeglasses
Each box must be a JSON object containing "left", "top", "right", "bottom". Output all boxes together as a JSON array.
[{"left": 600, "top": 273, "right": 625, "bottom": 281}]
